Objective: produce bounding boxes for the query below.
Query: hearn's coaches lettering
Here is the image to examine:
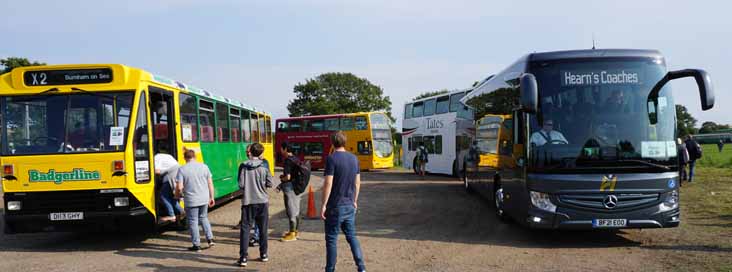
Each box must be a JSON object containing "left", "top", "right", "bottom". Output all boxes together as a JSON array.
[
  {"left": 562, "top": 70, "right": 640, "bottom": 86},
  {"left": 28, "top": 169, "right": 101, "bottom": 184}
]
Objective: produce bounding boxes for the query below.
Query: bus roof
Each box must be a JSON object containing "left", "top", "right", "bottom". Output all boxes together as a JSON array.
[
  {"left": 528, "top": 48, "right": 664, "bottom": 62},
  {"left": 463, "top": 48, "right": 665, "bottom": 104},
  {"left": 408, "top": 89, "right": 469, "bottom": 104},
  {"left": 276, "top": 112, "right": 380, "bottom": 121},
  {"left": 0, "top": 63, "right": 270, "bottom": 116}
]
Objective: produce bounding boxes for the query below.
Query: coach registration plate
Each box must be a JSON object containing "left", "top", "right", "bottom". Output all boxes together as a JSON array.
[
  {"left": 593, "top": 219, "right": 626, "bottom": 227},
  {"left": 50, "top": 212, "right": 84, "bottom": 221}
]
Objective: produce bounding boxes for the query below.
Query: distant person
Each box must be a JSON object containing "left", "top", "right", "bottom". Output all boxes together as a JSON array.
[
  {"left": 530, "top": 119, "right": 568, "bottom": 146},
  {"left": 718, "top": 139, "right": 725, "bottom": 152},
  {"left": 175, "top": 149, "right": 216, "bottom": 252},
  {"left": 278, "top": 142, "right": 303, "bottom": 242},
  {"left": 321, "top": 131, "right": 366, "bottom": 272},
  {"left": 237, "top": 143, "right": 273, "bottom": 267},
  {"left": 684, "top": 135, "right": 702, "bottom": 183},
  {"left": 415, "top": 142, "right": 428, "bottom": 177},
  {"left": 677, "top": 138, "right": 690, "bottom": 182},
  {"left": 154, "top": 152, "right": 182, "bottom": 222}
]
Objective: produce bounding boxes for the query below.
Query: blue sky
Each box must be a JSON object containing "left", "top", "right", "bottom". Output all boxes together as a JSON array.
[{"left": 2, "top": 0, "right": 730, "bottom": 128}]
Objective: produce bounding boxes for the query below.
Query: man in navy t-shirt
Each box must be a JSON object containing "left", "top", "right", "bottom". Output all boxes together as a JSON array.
[{"left": 321, "top": 131, "right": 366, "bottom": 272}]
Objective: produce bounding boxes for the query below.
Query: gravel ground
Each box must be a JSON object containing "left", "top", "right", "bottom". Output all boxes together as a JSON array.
[{"left": 0, "top": 170, "right": 728, "bottom": 271}]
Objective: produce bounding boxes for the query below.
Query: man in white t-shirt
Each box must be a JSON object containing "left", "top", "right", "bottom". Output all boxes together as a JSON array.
[{"left": 530, "top": 119, "right": 568, "bottom": 146}]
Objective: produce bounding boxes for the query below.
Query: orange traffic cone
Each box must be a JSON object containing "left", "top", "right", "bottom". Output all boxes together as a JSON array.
[{"left": 306, "top": 185, "right": 318, "bottom": 219}]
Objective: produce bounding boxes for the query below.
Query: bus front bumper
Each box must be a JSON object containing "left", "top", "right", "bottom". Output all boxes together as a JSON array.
[
  {"left": 3, "top": 190, "right": 152, "bottom": 234},
  {"left": 525, "top": 205, "right": 680, "bottom": 230},
  {"left": 3, "top": 208, "right": 151, "bottom": 234}
]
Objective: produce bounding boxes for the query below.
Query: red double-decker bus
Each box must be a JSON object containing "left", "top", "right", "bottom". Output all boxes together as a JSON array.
[{"left": 275, "top": 112, "right": 394, "bottom": 170}]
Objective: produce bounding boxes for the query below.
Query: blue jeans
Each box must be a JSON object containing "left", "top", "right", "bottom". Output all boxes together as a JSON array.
[
  {"left": 325, "top": 205, "right": 365, "bottom": 272},
  {"left": 688, "top": 160, "right": 696, "bottom": 182},
  {"left": 186, "top": 205, "right": 214, "bottom": 247},
  {"left": 160, "top": 182, "right": 183, "bottom": 217}
]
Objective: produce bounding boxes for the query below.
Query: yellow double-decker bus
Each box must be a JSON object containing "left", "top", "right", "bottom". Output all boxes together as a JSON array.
[
  {"left": 1, "top": 64, "right": 273, "bottom": 233},
  {"left": 275, "top": 112, "right": 394, "bottom": 170}
]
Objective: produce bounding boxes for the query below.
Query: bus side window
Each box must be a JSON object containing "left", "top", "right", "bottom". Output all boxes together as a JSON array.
[
  {"left": 230, "top": 108, "right": 241, "bottom": 142},
  {"left": 216, "top": 102, "right": 230, "bottom": 142},
  {"left": 357, "top": 141, "right": 372, "bottom": 155},
  {"left": 133, "top": 93, "right": 151, "bottom": 183},
  {"left": 435, "top": 135, "right": 442, "bottom": 154},
  {"left": 198, "top": 100, "right": 215, "bottom": 142},
  {"left": 355, "top": 116, "right": 367, "bottom": 130},
  {"left": 251, "top": 114, "right": 259, "bottom": 142},
  {"left": 265, "top": 116, "right": 272, "bottom": 143},
  {"left": 241, "top": 110, "right": 251, "bottom": 142},
  {"left": 179, "top": 93, "right": 198, "bottom": 142},
  {"left": 340, "top": 118, "right": 354, "bottom": 131}
]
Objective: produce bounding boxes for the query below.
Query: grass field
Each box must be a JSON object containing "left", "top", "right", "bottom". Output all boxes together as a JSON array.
[{"left": 696, "top": 144, "right": 732, "bottom": 168}]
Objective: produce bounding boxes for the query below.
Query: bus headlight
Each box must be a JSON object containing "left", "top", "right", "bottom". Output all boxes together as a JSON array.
[
  {"left": 114, "top": 197, "right": 129, "bottom": 207},
  {"left": 7, "top": 201, "right": 22, "bottom": 211},
  {"left": 530, "top": 191, "right": 556, "bottom": 213},
  {"left": 660, "top": 189, "right": 679, "bottom": 211}
]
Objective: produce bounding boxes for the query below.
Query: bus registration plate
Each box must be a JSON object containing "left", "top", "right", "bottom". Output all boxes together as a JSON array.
[
  {"left": 593, "top": 219, "right": 626, "bottom": 228},
  {"left": 50, "top": 212, "right": 84, "bottom": 221}
]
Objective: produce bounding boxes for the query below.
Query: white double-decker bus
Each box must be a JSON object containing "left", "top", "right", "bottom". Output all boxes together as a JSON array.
[{"left": 402, "top": 89, "right": 474, "bottom": 176}]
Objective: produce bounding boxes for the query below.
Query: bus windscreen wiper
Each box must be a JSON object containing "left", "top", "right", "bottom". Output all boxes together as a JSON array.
[
  {"left": 616, "top": 159, "right": 670, "bottom": 170},
  {"left": 39, "top": 87, "right": 60, "bottom": 95},
  {"left": 70, "top": 87, "right": 115, "bottom": 99}
]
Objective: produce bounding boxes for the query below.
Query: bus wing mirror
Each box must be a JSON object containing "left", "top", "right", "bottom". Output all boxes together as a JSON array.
[
  {"left": 520, "top": 73, "right": 538, "bottom": 114},
  {"left": 647, "top": 69, "right": 714, "bottom": 124}
]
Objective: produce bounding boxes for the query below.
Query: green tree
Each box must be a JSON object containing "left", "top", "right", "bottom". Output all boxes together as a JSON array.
[
  {"left": 412, "top": 89, "right": 449, "bottom": 101},
  {"left": 1, "top": 57, "right": 46, "bottom": 74},
  {"left": 698, "top": 121, "right": 731, "bottom": 134},
  {"left": 676, "top": 104, "right": 697, "bottom": 137},
  {"left": 287, "top": 72, "right": 393, "bottom": 121}
]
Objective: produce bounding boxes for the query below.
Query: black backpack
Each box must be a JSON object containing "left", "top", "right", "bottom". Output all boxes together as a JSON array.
[
  {"left": 693, "top": 143, "right": 703, "bottom": 160},
  {"left": 287, "top": 157, "right": 311, "bottom": 195}
]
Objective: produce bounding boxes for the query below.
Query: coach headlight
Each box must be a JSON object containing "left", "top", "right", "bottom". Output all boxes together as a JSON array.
[
  {"left": 114, "top": 197, "right": 129, "bottom": 207},
  {"left": 7, "top": 201, "right": 22, "bottom": 211},
  {"left": 660, "top": 189, "right": 679, "bottom": 212},
  {"left": 530, "top": 191, "right": 556, "bottom": 213}
]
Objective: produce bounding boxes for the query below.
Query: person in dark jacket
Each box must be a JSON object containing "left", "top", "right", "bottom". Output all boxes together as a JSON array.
[
  {"left": 237, "top": 143, "right": 273, "bottom": 267},
  {"left": 684, "top": 135, "right": 701, "bottom": 182},
  {"left": 677, "top": 138, "right": 690, "bottom": 181}
]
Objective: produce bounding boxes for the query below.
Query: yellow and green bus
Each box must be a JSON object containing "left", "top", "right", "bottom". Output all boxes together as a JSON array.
[
  {"left": 275, "top": 112, "right": 394, "bottom": 170},
  {"left": 1, "top": 64, "right": 273, "bottom": 233}
]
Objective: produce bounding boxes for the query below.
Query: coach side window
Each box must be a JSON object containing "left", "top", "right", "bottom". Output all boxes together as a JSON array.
[{"left": 179, "top": 93, "right": 198, "bottom": 142}]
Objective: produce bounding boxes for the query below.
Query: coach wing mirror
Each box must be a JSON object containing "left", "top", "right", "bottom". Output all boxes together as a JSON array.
[
  {"left": 647, "top": 69, "right": 715, "bottom": 124},
  {"left": 520, "top": 73, "right": 538, "bottom": 114}
]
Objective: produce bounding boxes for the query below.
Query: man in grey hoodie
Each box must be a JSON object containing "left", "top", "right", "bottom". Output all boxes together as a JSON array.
[{"left": 237, "top": 143, "right": 273, "bottom": 267}]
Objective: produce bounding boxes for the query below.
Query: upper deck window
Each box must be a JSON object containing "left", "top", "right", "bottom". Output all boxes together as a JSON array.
[{"left": 435, "top": 96, "right": 449, "bottom": 114}]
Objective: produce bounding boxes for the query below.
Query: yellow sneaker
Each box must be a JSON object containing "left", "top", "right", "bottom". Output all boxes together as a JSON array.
[{"left": 281, "top": 231, "right": 297, "bottom": 242}]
